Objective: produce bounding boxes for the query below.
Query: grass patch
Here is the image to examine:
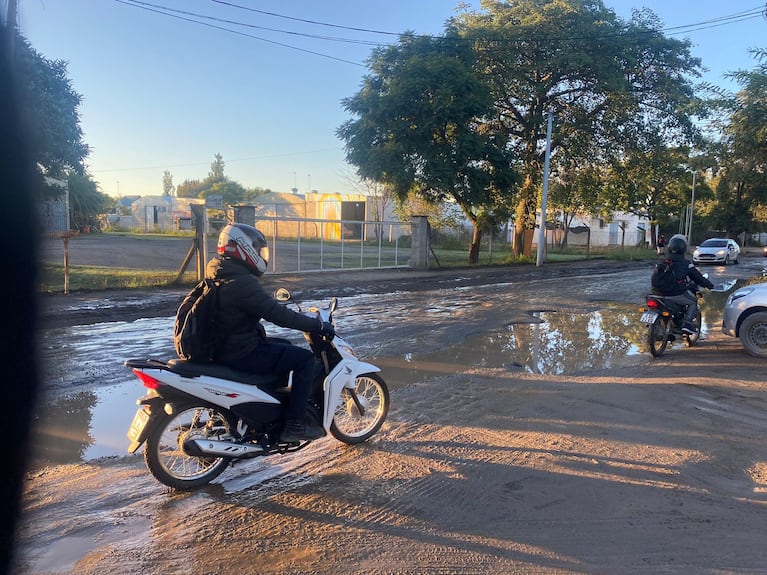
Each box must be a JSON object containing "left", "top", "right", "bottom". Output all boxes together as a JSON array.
[
  {"left": 429, "top": 244, "right": 658, "bottom": 268},
  {"left": 40, "top": 264, "right": 197, "bottom": 293}
]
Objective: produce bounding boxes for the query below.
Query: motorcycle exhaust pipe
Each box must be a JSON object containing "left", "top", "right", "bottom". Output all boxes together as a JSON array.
[{"left": 183, "top": 438, "right": 265, "bottom": 458}]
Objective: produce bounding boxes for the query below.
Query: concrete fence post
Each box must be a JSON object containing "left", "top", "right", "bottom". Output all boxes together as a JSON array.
[{"left": 410, "top": 215, "right": 430, "bottom": 270}]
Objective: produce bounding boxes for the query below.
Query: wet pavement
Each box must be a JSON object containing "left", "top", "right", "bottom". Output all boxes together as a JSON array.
[{"left": 31, "top": 257, "right": 765, "bottom": 468}]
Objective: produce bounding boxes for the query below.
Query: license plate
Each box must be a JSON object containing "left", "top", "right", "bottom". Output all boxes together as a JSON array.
[
  {"left": 640, "top": 311, "right": 659, "bottom": 324},
  {"left": 127, "top": 407, "right": 150, "bottom": 448}
]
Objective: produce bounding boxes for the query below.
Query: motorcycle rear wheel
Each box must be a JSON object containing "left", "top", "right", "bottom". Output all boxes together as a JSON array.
[
  {"left": 685, "top": 309, "right": 702, "bottom": 347},
  {"left": 648, "top": 317, "right": 670, "bottom": 357},
  {"left": 144, "top": 403, "right": 234, "bottom": 490},
  {"left": 330, "top": 373, "right": 389, "bottom": 445}
]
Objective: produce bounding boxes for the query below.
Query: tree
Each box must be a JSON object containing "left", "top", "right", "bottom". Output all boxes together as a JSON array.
[
  {"left": 711, "top": 49, "right": 767, "bottom": 237},
  {"left": 13, "top": 31, "right": 88, "bottom": 194},
  {"left": 175, "top": 154, "right": 264, "bottom": 207},
  {"left": 162, "top": 170, "right": 175, "bottom": 196},
  {"left": 208, "top": 153, "right": 226, "bottom": 184},
  {"left": 66, "top": 171, "right": 113, "bottom": 230},
  {"left": 338, "top": 32, "right": 518, "bottom": 263},
  {"left": 548, "top": 162, "right": 607, "bottom": 247},
  {"left": 175, "top": 178, "right": 206, "bottom": 198},
  {"left": 606, "top": 140, "right": 693, "bottom": 243},
  {"left": 452, "top": 0, "right": 701, "bottom": 255}
]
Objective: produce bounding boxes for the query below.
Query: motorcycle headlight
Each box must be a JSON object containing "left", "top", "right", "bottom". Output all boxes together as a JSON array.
[{"left": 337, "top": 344, "right": 357, "bottom": 357}]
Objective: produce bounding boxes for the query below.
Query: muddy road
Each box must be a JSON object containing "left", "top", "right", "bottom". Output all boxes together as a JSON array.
[{"left": 13, "top": 252, "right": 767, "bottom": 575}]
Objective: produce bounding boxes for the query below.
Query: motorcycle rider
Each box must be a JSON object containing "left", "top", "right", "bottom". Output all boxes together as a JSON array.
[
  {"left": 652, "top": 234, "right": 714, "bottom": 335},
  {"left": 206, "top": 223, "right": 334, "bottom": 443}
]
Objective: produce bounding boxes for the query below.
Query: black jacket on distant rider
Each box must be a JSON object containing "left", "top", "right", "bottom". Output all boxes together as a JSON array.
[
  {"left": 205, "top": 256, "right": 321, "bottom": 362},
  {"left": 653, "top": 252, "right": 715, "bottom": 296}
]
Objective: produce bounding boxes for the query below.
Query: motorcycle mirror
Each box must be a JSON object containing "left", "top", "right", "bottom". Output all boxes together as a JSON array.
[
  {"left": 274, "top": 287, "right": 292, "bottom": 302},
  {"left": 330, "top": 297, "right": 338, "bottom": 313}
]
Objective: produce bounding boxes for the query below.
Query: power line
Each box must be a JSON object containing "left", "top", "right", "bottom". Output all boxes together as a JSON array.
[
  {"left": 123, "top": 0, "right": 382, "bottom": 45},
  {"left": 114, "top": 0, "right": 366, "bottom": 66},
  {"left": 210, "top": 0, "right": 401, "bottom": 37},
  {"left": 115, "top": 0, "right": 765, "bottom": 66}
]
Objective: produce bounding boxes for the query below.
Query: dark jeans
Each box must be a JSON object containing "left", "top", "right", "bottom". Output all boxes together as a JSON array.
[
  {"left": 665, "top": 291, "right": 698, "bottom": 324},
  {"left": 225, "top": 338, "right": 318, "bottom": 423}
]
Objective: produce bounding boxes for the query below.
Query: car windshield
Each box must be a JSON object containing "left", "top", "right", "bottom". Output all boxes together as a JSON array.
[{"left": 700, "top": 239, "right": 728, "bottom": 247}]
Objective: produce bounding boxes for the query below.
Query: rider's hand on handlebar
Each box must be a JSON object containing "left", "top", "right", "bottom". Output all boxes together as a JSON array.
[{"left": 317, "top": 321, "right": 335, "bottom": 340}]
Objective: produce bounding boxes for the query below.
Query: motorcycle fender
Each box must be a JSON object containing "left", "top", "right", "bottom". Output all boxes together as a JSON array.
[
  {"left": 126, "top": 396, "right": 165, "bottom": 453},
  {"left": 323, "top": 360, "right": 380, "bottom": 429}
]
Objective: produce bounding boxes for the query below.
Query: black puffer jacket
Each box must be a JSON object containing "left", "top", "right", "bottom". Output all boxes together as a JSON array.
[
  {"left": 205, "top": 257, "right": 321, "bottom": 362},
  {"left": 655, "top": 252, "right": 715, "bottom": 296}
]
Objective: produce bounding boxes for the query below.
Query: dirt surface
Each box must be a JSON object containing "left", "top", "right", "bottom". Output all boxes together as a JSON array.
[{"left": 14, "top": 238, "right": 767, "bottom": 574}]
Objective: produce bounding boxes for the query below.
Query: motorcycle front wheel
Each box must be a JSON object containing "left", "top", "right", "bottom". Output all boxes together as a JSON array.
[
  {"left": 144, "top": 403, "right": 234, "bottom": 490},
  {"left": 330, "top": 373, "right": 389, "bottom": 445},
  {"left": 648, "top": 316, "right": 670, "bottom": 357}
]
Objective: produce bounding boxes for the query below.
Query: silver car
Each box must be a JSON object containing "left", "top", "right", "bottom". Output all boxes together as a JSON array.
[
  {"left": 692, "top": 238, "right": 740, "bottom": 265},
  {"left": 722, "top": 282, "right": 767, "bottom": 357}
]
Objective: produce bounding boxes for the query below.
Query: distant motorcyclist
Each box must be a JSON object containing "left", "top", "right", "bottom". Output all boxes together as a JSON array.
[
  {"left": 206, "top": 223, "right": 334, "bottom": 443},
  {"left": 652, "top": 234, "right": 714, "bottom": 334}
]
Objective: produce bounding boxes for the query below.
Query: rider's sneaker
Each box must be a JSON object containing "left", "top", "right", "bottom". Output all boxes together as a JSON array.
[
  {"left": 681, "top": 323, "right": 696, "bottom": 335},
  {"left": 279, "top": 421, "right": 325, "bottom": 444}
]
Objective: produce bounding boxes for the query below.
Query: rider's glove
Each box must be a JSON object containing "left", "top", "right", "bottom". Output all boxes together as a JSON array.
[{"left": 317, "top": 321, "right": 335, "bottom": 340}]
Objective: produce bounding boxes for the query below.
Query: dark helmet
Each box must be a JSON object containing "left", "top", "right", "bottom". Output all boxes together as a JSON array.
[
  {"left": 667, "top": 235, "right": 687, "bottom": 255},
  {"left": 217, "top": 223, "right": 269, "bottom": 276}
]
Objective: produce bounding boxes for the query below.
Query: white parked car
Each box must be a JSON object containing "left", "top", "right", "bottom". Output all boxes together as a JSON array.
[
  {"left": 722, "top": 282, "right": 767, "bottom": 357},
  {"left": 692, "top": 238, "right": 740, "bottom": 265}
]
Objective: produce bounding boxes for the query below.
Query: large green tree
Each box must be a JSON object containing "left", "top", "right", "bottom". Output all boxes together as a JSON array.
[
  {"left": 13, "top": 32, "right": 88, "bottom": 192},
  {"left": 713, "top": 49, "right": 767, "bottom": 236},
  {"left": 338, "top": 32, "right": 517, "bottom": 263},
  {"left": 452, "top": 0, "right": 701, "bottom": 255}
]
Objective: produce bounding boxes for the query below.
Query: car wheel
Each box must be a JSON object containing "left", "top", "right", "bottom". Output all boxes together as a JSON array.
[{"left": 739, "top": 311, "right": 767, "bottom": 358}]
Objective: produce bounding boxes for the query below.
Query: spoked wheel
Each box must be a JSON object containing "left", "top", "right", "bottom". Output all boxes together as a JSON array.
[
  {"left": 330, "top": 373, "right": 389, "bottom": 445},
  {"left": 648, "top": 317, "right": 670, "bottom": 358},
  {"left": 685, "top": 310, "right": 702, "bottom": 347},
  {"left": 144, "top": 404, "right": 234, "bottom": 490}
]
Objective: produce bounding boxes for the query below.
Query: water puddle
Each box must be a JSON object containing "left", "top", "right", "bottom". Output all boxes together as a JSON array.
[{"left": 29, "top": 275, "right": 739, "bottom": 469}]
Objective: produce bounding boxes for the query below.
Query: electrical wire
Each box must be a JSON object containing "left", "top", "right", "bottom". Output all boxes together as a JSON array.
[
  {"left": 114, "top": 0, "right": 366, "bottom": 66},
  {"left": 117, "top": 0, "right": 766, "bottom": 54}
]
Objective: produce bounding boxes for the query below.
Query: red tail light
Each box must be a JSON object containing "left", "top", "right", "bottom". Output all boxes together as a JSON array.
[
  {"left": 132, "top": 368, "right": 162, "bottom": 390},
  {"left": 646, "top": 299, "right": 661, "bottom": 309}
]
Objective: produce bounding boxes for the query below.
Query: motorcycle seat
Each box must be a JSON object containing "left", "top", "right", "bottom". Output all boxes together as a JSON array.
[{"left": 165, "top": 359, "right": 287, "bottom": 388}]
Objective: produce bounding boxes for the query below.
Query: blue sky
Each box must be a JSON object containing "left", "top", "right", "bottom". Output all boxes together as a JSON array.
[{"left": 17, "top": 1, "right": 766, "bottom": 198}]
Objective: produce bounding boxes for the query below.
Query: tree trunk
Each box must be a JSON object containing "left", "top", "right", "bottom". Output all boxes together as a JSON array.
[
  {"left": 468, "top": 225, "right": 483, "bottom": 264},
  {"left": 512, "top": 170, "right": 540, "bottom": 257}
]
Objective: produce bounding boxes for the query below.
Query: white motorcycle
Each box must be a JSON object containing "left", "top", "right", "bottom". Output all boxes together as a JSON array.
[{"left": 125, "top": 288, "right": 389, "bottom": 490}]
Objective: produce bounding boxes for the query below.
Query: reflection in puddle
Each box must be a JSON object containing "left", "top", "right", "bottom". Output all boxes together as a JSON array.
[
  {"left": 30, "top": 381, "right": 137, "bottom": 468},
  {"left": 381, "top": 307, "right": 646, "bottom": 387}
]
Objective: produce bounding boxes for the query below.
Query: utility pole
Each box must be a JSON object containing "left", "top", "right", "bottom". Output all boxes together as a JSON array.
[
  {"left": 536, "top": 109, "right": 554, "bottom": 267},
  {"left": 685, "top": 172, "right": 696, "bottom": 242},
  {"left": 5, "top": 0, "right": 18, "bottom": 57}
]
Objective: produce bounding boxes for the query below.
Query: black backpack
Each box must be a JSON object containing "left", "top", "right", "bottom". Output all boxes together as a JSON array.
[
  {"left": 173, "top": 279, "right": 220, "bottom": 362},
  {"left": 651, "top": 258, "right": 680, "bottom": 293}
]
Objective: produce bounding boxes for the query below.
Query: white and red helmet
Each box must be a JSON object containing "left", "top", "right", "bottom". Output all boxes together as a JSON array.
[{"left": 217, "top": 223, "right": 269, "bottom": 276}]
